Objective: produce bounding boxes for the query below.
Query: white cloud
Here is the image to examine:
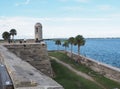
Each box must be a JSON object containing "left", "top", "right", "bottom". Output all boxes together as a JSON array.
[
  {"left": 37, "top": 17, "right": 111, "bottom": 22},
  {"left": 58, "top": 0, "right": 90, "bottom": 3},
  {"left": 58, "top": 0, "right": 68, "bottom": 2},
  {"left": 110, "top": 13, "right": 120, "bottom": 17},
  {"left": 25, "top": 0, "right": 30, "bottom": 5},
  {"left": 97, "top": 5, "right": 112, "bottom": 11},
  {"left": 0, "top": 16, "right": 119, "bottom": 39},
  {"left": 15, "top": 0, "right": 30, "bottom": 6},
  {"left": 75, "top": 0, "right": 89, "bottom": 3},
  {"left": 62, "top": 6, "right": 85, "bottom": 11}
]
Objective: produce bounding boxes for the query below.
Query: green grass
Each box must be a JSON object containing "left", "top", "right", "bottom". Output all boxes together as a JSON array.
[
  {"left": 51, "top": 60, "right": 103, "bottom": 89},
  {"left": 49, "top": 51, "right": 120, "bottom": 89}
]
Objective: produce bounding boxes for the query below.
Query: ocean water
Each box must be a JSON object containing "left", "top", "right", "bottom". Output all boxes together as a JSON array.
[{"left": 45, "top": 38, "right": 120, "bottom": 68}]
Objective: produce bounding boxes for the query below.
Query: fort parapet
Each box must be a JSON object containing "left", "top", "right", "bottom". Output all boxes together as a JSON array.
[
  {"left": 0, "top": 44, "right": 64, "bottom": 89},
  {"left": 4, "top": 43, "right": 53, "bottom": 77}
]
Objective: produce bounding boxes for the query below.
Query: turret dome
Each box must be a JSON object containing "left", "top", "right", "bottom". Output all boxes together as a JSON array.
[{"left": 35, "top": 23, "right": 42, "bottom": 27}]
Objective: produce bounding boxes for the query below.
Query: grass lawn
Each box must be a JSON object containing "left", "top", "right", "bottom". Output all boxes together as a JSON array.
[
  {"left": 49, "top": 51, "right": 120, "bottom": 89},
  {"left": 51, "top": 60, "right": 103, "bottom": 89}
]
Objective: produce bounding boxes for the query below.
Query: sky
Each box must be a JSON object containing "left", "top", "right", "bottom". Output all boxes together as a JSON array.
[{"left": 0, "top": 0, "right": 120, "bottom": 39}]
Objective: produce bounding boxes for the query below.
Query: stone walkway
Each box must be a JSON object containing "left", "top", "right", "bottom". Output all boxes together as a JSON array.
[{"left": 50, "top": 56, "right": 106, "bottom": 89}]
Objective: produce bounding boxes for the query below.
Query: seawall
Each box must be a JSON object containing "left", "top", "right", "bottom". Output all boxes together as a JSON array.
[{"left": 64, "top": 51, "right": 120, "bottom": 83}]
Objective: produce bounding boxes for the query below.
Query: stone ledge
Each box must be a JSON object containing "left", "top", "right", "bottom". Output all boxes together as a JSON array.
[{"left": 0, "top": 45, "right": 64, "bottom": 89}]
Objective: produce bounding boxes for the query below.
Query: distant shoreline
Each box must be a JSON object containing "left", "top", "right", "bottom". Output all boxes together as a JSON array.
[{"left": 1, "top": 37, "right": 120, "bottom": 41}]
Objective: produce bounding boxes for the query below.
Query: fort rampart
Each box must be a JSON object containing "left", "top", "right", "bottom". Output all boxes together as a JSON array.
[
  {"left": 0, "top": 44, "right": 64, "bottom": 89},
  {"left": 4, "top": 43, "right": 53, "bottom": 77}
]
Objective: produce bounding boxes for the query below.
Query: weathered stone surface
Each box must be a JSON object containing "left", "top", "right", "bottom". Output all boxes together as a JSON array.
[
  {"left": 0, "top": 45, "right": 64, "bottom": 89},
  {"left": 4, "top": 43, "right": 53, "bottom": 77}
]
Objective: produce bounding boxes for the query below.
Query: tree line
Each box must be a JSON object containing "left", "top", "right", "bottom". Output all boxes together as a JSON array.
[
  {"left": 55, "top": 35, "right": 85, "bottom": 59},
  {"left": 2, "top": 29, "right": 17, "bottom": 43}
]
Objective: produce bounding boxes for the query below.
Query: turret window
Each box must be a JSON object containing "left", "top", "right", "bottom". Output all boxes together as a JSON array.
[{"left": 36, "top": 27, "right": 38, "bottom": 32}]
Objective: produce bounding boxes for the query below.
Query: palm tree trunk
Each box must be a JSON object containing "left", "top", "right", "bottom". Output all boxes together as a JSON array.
[
  {"left": 65, "top": 47, "right": 68, "bottom": 54},
  {"left": 78, "top": 45, "right": 80, "bottom": 63},
  {"left": 57, "top": 45, "right": 59, "bottom": 51},
  {"left": 71, "top": 44, "right": 73, "bottom": 58},
  {"left": 65, "top": 47, "right": 66, "bottom": 52},
  {"left": 12, "top": 35, "right": 14, "bottom": 43},
  {"left": 78, "top": 45, "right": 80, "bottom": 56}
]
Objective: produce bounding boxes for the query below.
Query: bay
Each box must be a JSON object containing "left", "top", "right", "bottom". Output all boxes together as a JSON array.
[{"left": 45, "top": 38, "right": 120, "bottom": 68}]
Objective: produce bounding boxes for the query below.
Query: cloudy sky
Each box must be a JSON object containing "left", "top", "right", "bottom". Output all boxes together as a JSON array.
[{"left": 0, "top": 0, "right": 120, "bottom": 39}]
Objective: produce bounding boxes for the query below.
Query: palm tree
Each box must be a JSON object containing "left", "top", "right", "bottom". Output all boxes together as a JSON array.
[
  {"left": 62, "top": 40, "right": 69, "bottom": 52},
  {"left": 10, "top": 29, "right": 17, "bottom": 42},
  {"left": 68, "top": 37, "right": 75, "bottom": 57},
  {"left": 74, "top": 35, "right": 85, "bottom": 56},
  {"left": 2, "top": 31, "right": 10, "bottom": 42},
  {"left": 55, "top": 39, "right": 61, "bottom": 51}
]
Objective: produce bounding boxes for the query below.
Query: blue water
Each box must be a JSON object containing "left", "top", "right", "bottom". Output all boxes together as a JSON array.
[{"left": 45, "top": 38, "right": 120, "bottom": 68}]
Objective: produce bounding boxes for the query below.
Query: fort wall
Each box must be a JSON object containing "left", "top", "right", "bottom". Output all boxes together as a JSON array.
[
  {"left": 4, "top": 43, "right": 53, "bottom": 77},
  {"left": 0, "top": 45, "right": 64, "bottom": 89}
]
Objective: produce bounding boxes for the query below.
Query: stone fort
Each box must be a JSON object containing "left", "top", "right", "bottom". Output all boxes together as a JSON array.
[{"left": 0, "top": 23, "right": 64, "bottom": 89}]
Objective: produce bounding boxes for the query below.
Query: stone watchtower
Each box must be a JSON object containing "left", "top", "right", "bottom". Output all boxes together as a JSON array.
[{"left": 35, "top": 23, "right": 42, "bottom": 41}]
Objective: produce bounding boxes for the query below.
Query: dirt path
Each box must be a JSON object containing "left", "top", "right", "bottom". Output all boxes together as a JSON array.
[
  {"left": 50, "top": 56, "right": 94, "bottom": 81},
  {"left": 50, "top": 56, "right": 106, "bottom": 89}
]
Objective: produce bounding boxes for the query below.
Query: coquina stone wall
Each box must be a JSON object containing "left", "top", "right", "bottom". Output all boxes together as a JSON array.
[
  {"left": 65, "top": 51, "right": 120, "bottom": 83},
  {"left": 4, "top": 43, "right": 53, "bottom": 77},
  {"left": 0, "top": 45, "right": 64, "bottom": 89}
]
